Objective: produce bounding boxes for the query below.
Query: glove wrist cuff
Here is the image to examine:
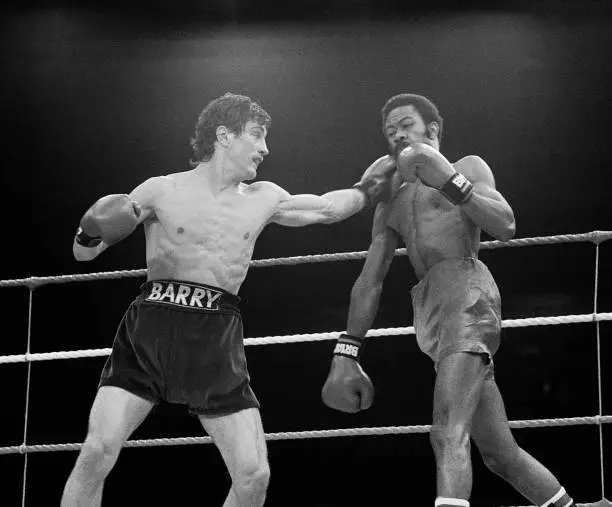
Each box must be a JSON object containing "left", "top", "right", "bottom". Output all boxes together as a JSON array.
[
  {"left": 439, "top": 172, "right": 474, "bottom": 205},
  {"left": 75, "top": 227, "right": 102, "bottom": 248},
  {"left": 333, "top": 333, "right": 365, "bottom": 362}
]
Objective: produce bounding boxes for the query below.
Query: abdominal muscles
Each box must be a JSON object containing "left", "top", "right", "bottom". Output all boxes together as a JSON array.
[
  {"left": 391, "top": 182, "right": 479, "bottom": 277},
  {"left": 144, "top": 216, "right": 257, "bottom": 295},
  {"left": 412, "top": 211, "right": 476, "bottom": 271}
]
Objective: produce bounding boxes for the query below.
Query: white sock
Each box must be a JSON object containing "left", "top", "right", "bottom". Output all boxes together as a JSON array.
[
  {"left": 540, "top": 487, "right": 567, "bottom": 507},
  {"left": 434, "top": 498, "right": 470, "bottom": 507}
]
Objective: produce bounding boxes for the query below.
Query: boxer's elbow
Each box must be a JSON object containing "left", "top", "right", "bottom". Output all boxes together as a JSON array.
[
  {"left": 320, "top": 203, "right": 352, "bottom": 225},
  {"left": 503, "top": 219, "right": 516, "bottom": 242},
  {"left": 494, "top": 213, "right": 516, "bottom": 242},
  {"left": 319, "top": 209, "right": 338, "bottom": 224},
  {"left": 503, "top": 206, "right": 516, "bottom": 240}
]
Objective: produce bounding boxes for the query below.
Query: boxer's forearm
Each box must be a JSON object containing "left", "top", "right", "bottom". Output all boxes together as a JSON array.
[
  {"left": 346, "top": 277, "right": 382, "bottom": 338},
  {"left": 319, "top": 188, "right": 367, "bottom": 223},
  {"left": 273, "top": 189, "right": 366, "bottom": 226},
  {"left": 460, "top": 190, "right": 516, "bottom": 242}
]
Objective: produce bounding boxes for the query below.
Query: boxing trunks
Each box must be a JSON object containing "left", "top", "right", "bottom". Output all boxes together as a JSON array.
[
  {"left": 411, "top": 257, "right": 502, "bottom": 379},
  {"left": 99, "top": 280, "right": 260, "bottom": 416}
]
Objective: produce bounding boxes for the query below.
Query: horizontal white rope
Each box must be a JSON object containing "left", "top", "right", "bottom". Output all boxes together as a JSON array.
[
  {"left": 1, "top": 415, "right": 610, "bottom": 456},
  {"left": 4, "top": 232, "right": 609, "bottom": 507},
  {"left": 0, "top": 312, "right": 610, "bottom": 365},
  {"left": 508, "top": 502, "right": 611, "bottom": 507},
  {"left": 1, "top": 231, "right": 610, "bottom": 289},
  {"left": 509, "top": 500, "right": 612, "bottom": 507}
]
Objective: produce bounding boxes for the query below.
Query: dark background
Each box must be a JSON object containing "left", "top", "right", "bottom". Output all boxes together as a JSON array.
[{"left": 1, "top": 0, "right": 611, "bottom": 505}]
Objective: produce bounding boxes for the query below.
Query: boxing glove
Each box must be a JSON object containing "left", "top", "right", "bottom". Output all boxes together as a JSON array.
[
  {"left": 397, "top": 143, "right": 473, "bottom": 205},
  {"left": 321, "top": 334, "right": 374, "bottom": 413},
  {"left": 353, "top": 155, "right": 396, "bottom": 206},
  {"left": 76, "top": 194, "right": 142, "bottom": 247},
  {"left": 395, "top": 143, "right": 420, "bottom": 183}
]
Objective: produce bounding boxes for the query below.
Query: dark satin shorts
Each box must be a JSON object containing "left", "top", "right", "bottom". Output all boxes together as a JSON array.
[
  {"left": 411, "top": 257, "right": 502, "bottom": 379},
  {"left": 99, "top": 279, "right": 260, "bottom": 417}
]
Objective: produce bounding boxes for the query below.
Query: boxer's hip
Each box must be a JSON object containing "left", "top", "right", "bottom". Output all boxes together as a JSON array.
[{"left": 411, "top": 257, "right": 502, "bottom": 365}]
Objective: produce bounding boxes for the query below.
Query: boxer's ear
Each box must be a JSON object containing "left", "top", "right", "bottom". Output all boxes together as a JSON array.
[
  {"left": 216, "top": 126, "right": 232, "bottom": 146},
  {"left": 427, "top": 122, "right": 439, "bottom": 140}
]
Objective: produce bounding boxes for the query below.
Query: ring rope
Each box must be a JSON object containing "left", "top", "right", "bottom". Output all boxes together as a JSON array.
[
  {"left": 0, "top": 230, "right": 610, "bottom": 289},
  {"left": 1, "top": 415, "right": 610, "bottom": 456},
  {"left": 2, "top": 230, "right": 609, "bottom": 504},
  {"left": 21, "top": 289, "right": 34, "bottom": 506},
  {"left": 593, "top": 243, "right": 607, "bottom": 499},
  {"left": 0, "top": 312, "right": 610, "bottom": 365}
]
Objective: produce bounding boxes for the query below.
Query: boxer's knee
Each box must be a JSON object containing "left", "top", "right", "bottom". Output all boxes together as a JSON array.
[
  {"left": 233, "top": 460, "right": 270, "bottom": 503},
  {"left": 430, "top": 423, "right": 469, "bottom": 452},
  {"left": 78, "top": 431, "right": 123, "bottom": 479},
  {"left": 480, "top": 449, "right": 510, "bottom": 477}
]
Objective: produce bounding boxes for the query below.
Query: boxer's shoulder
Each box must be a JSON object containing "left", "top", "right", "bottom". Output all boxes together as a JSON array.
[{"left": 245, "top": 181, "right": 290, "bottom": 201}]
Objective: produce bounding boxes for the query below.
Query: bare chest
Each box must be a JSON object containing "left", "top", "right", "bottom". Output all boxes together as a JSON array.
[
  {"left": 153, "top": 186, "right": 273, "bottom": 245},
  {"left": 387, "top": 180, "right": 458, "bottom": 234}
]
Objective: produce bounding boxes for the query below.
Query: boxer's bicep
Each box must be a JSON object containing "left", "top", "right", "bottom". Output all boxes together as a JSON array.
[
  {"left": 457, "top": 155, "right": 516, "bottom": 240},
  {"left": 457, "top": 156, "right": 509, "bottom": 204}
]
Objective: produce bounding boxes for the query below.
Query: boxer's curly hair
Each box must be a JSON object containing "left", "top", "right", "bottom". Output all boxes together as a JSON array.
[
  {"left": 190, "top": 92, "right": 271, "bottom": 164},
  {"left": 381, "top": 93, "right": 444, "bottom": 145}
]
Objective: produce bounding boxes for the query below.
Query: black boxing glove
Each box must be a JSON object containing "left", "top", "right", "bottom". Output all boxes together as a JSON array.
[
  {"left": 321, "top": 334, "right": 374, "bottom": 413},
  {"left": 77, "top": 194, "right": 141, "bottom": 247},
  {"left": 397, "top": 143, "right": 473, "bottom": 205},
  {"left": 353, "top": 155, "right": 396, "bottom": 206}
]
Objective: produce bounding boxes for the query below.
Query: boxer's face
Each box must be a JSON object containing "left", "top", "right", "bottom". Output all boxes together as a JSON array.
[
  {"left": 226, "top": 121, "right": 269, "bottom": 180},
  {"left": 384, "top": 105, "right": 438, "bottom": 156}
]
